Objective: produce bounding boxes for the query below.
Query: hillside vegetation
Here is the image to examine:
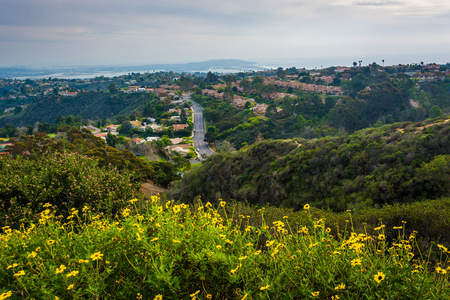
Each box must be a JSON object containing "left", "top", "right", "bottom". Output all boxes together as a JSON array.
[
  {"left": 0, "top": 92, "right": 152, "bottom": 127},
  {"left": 168, "top": 118, "right": 450, "bottom": 211},
  {"left": 0, "top": 197, "right": 448, "bottom": 299}
]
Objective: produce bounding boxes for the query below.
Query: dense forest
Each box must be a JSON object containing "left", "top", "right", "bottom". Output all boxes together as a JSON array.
[{"left": 168, "top": 117, "right": 450, "bottom": 211}]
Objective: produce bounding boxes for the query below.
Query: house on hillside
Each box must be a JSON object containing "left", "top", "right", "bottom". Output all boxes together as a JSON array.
[{"left": 173, "top": 124, "right": 189, "bottom": 131}]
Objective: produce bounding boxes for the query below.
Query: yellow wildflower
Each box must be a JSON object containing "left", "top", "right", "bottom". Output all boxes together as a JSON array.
[
  {"left": 254, "top": 250, "right": 262, "bottom": 255},
  {"left": 173, "top": 205, "right": 181, "bottom": 214},
  {"left": 154, "top": 295, "right": 163, "bottom": 300},
  {"left": 27, "top": 251, "right": 37, "bottom": 258},
  {"left": 78, "top": 259, "right": 89, "bottom": 264},
  {"left": 239, "top": 256, "right": 248, "bottom": 260},
  {"left": 378, "top": 234, "right": 386, "bottom": 241},
  {"left": 173, "top": 239, "right": 181, "bottom": 243},
  {"left": 7, "top": 263, "right": 18, "bottom": 269},
  {"left": 216, "top": 245, "right": 222, "bottom": 250},
  {"left": 47, "top": 239, "right": 55, "bottom": 245},
  {"left": 266, "top": 240, "right": 275, "bottom": 247},
  {"left": 311, "top": 291, "right": 320, "bottom": 297},
  {"left": 351, "top": 258, "right": 362, "bottom": 266},
  {"left": 190, "top": 290, "right": 200, "bottom": 297},
  {"left": 90, "top": 252, "right": 103, "bottom": 261},
  {"left": 151, "top": 237, "right": 159, "bottom": 242},
  {"left": 303, "top": 203, "right": 310, "bottom": 210},
  {"left": 13, "top": 270, "right": 25, "bottom": 277},
  {"left": 260, "top": 285, "right": 270, "bottom": 291},
  {"left": 334, "top": 283, "right": 345, "bottom": 290},
  {"left": 136, "top": 293, "right": 143, "bottom": 299},
  {"left": 206, "top": 294, "right": 212, "bottom": 299},
  {"left": 220, "top": 201, "right": 226, "bottom": 207},
  {"left": 0, "top": 291, "right": 12, "bottom": 299},
  {"left": 55, "top": 264, "right": 66, "bottom": 274},
  {"left": 67, "top": 284, "right": 74, "bottom": 290},
  {"left": 66, "top": 271, "right": 79, "bottom": 278},
  {"left": 129, "top": 198, "right": 138, "bottom": 203},
  {"left": 332, "top": 295, "right": 340, "bottom": 300},
  {"left": 374, "top": 271, "right": 386, "bottom": 283}
]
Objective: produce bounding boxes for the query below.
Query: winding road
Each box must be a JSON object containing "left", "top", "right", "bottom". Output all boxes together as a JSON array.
[{"left": 182, "top": 94, "right": 215, "bottom": 160}]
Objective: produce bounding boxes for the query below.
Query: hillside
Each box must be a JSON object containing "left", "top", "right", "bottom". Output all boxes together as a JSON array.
[
  {"left": 168, "top": 118, "right": 450, "bottom": 211},
  {"left": 0, "top": 92, "right": 152, "bottom": 126}
]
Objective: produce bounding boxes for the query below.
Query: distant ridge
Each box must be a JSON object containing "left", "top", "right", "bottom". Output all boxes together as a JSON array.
[{"left": 0, "top": 59, "right": 261, "bottom": 79}]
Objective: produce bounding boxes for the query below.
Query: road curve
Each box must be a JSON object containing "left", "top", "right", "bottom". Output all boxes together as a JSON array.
[{"left": 182, "top": 94, "right": 215, "bottom": 159}]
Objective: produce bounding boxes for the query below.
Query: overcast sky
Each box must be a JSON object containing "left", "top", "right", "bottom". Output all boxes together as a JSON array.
[{"left": 1, "top": 0, "right": 449, "bottom": 68}]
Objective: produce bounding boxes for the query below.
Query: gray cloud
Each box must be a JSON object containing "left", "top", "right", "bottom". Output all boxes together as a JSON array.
[{"left": 0, "top": 0, "right": 449, "bottom": 67}]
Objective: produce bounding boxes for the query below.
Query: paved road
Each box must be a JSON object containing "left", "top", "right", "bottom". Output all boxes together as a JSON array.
[{"left": 182, "top": 94, "right": 215, "bottom": 160}]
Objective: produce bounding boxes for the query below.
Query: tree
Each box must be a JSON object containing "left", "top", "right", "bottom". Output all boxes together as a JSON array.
[
  {"left": 119, "top": 121, "right": 134, "bottom": 134},
  {"left": 106, "top": 132, "right": 118, "bottom": 147},
  {"left": 108, "top": 83, "right": 118, "bottom": 93},
  {"left": 429, "top": 105, "right": 443, "bottom": 119}
]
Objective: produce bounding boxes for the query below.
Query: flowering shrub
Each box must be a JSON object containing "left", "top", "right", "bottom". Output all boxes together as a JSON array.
[
  {"left": 0, "top": 152, "right": 139, "bottom": 228},
  {"left": 0, "top": 199, "right": 448, "bottom": 299}
]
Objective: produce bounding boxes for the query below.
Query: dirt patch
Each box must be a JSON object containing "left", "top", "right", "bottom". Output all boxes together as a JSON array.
[
  {"left": 397, "top": 118, "right": 449, "bottom": 134},
  {"left": 139, "top": 180, "right": 167, "bottom": 196}
]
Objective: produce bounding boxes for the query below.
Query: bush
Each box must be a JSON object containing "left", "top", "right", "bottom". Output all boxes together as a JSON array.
[
  {"left": 0, "top": 199, "right": 448, "bottom": 299},
  {"left": 0, "top": 152, "right": 139, "bottom": 228}
]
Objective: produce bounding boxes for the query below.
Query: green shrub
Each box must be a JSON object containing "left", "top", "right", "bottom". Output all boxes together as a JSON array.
[
  {"left": 0, "top": 152, "right": 139, "bottom": 228},
  {"left": 0, "top": 199, "right": 448, "bottom": 299}
]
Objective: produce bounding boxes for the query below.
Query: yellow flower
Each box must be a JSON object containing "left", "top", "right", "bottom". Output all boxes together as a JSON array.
[
  {"left": 206, "top": 294, "right": 212, "bottom": 299},
  {"left": 334, "top": 283, "right": 345, "bottom": 290},
  {"left": 239, "top": 256, "right": 248, "bottom": 260},
  {"left": 0, "top": 291, "right": 12, "bottom": 299},
  {"left": 351, "top": 258, "right": 362, "bottom": 266},
  {"left": 220, "top": 201, "right": 226, "bottom": 207},
  {"left": 266, "top": 240, "right": 275, "bottom": 247},
  {"left": 154, "top": 295, "right": 163, "bottom": 300},
  {"left": 90, "top": 252, "right": 104, "bottom": 261},
  {"left": 7, "top": 263, "right": 18, "bottom": 269},
  {"left": 332, "top": 295, "right": 340, "bottom": 300},
  {"left": 437, "top": 244, "right": 448, "bottom": 252},
  {"left": 378, "top": 234, "right": 386, "bottom": 241},
  {"left": 374, "top": 271, "right": 386, "bottom": 283},
  {"left": 393, "top": 226, "right": 402, "bottom": 230},
  {"left": 129, "top": 198, "right": 138, "bottom": 203},
  {"left": 173, "top": 205, "right": 181, "bottom": 214},
  {"left": 28, "top": 251, "right": 37, "bottom": 258},
  {"left": 311, "top": 291, "right": 320, "bottom": 297},
  {"left": 13, "top": 270, "right": 25, "bottom": 277},
  {"left": 151, "top": 237, "right": 159, "bottom": 242},
  {"left": 254, "top": 250, "right": 262, "bottom": 255},
  {"left": 260, "top": 285, "right": 270, "bottom": 291},
  {"left": 47, "top": 239, "right": 55, "bottom": 245},
  {"left": 136, "top": 293, "right": 143, "bottom": 299},
  {"left": 55, "top": 264, "right": 66, "bottom": 274},
  {"left": 66, "top": 271, "right": 79, "bottom": 278},
  {"left": 67, "top": 284, "right": 74, "bottom": 290},
  {"left": 230, "top": 264, "right": 241, "bottom": 274},
  {"left": 216, "top": 245, "right": 222, "bottom": 250},
  {"left": 303, "top": 203, "right": 310, "bottom": 210},
  {"left": 173, "top": 239, "right": 181, "bottom": 243},
  {"left": 190, "top": 290, "right": 200, "bottom": 297},
  {"left": 43, "top": 202, "right": 52, "bottom": 208},
  {"left": 78, "top": 259, "right": 89, "bottom": 264}
]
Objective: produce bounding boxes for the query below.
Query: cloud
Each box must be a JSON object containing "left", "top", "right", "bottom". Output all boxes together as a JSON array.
[{"left": 0, "top": 0, "right": 449, "bottom": 67}]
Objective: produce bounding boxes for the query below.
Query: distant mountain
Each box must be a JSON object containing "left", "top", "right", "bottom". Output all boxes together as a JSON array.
[{"left": 0, "top": 59, "right": 262, "bottom": 79}]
